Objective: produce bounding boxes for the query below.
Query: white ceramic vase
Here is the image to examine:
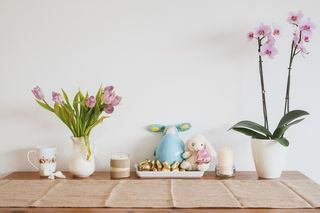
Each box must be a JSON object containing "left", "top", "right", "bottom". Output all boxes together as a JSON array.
[
  {"left": 69, "top": 137, "right": 95, "bottom": 177},
  {"left": 251, "top": 138, "right": 288, "bottom": 179}
]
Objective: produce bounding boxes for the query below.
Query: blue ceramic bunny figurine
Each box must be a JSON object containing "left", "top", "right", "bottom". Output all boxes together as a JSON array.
[{"left": 147, "top": 123, "right": 191, "bottom": 164}]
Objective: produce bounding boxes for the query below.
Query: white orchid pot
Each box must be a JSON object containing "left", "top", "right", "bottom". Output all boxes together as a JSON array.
[
  {"left": 69, "top": 137, "right": 95, "bottom": 177},
  {"left": 251, "top": 138, "right": 288, "bottom": 179}
]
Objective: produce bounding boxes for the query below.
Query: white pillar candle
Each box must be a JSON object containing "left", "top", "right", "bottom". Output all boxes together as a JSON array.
[{"left": 217, "top": 147, "right": 234, "bottom": 175}]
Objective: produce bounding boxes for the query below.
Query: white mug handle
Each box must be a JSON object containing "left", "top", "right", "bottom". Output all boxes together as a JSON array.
[{"left": 27, "top": 150, "right": 39, "bottom": 170}]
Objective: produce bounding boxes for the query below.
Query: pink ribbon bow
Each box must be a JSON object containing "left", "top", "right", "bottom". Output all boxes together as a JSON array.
[{"left": 196, "top": 148, "right": 212, "bottom": 164}]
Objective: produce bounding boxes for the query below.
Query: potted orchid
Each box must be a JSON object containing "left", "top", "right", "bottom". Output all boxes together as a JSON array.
[
  {"left": 32, "top": 86, "right": 121, "bottom": 177},
  {"left": 230, "top": 11, "right": 315, "bottom": 178}
]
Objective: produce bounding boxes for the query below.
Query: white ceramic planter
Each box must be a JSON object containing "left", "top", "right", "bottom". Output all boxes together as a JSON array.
[
  {"left": 69, "top": 137, "right": 95, "bottom": 177},
  {"left": 251, "top": 138, "right": 288, "bottom": 179}
]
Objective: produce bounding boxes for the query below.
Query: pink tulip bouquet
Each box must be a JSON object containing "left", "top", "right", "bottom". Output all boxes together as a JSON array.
[
  {"left": 32, "top": 86, "right": 121, "bottom": 159},
  {"left": 230, "top": 11, "right": 315, "bottom": 146}
]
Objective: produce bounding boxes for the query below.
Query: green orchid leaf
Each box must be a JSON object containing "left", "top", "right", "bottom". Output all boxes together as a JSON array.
[
  {"left": 276, "top": 138, "right": 289, "bottom": 147},
  {"left": 277, "top": 110, "right": 309, "bottom": 128},
  {"left": 230, "top": 120, "right": 272, "bottom": 138},
  {"left": 231, "top": 127, "right": 269, "bottom": 139},
  {"left": 272, "top": 118, "right": 305, "bottom": 138}
]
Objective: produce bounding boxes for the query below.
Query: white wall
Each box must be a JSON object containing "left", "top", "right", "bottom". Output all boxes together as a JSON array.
[{"left": 0, "top": 0, "right": 319, "bottom": 182}]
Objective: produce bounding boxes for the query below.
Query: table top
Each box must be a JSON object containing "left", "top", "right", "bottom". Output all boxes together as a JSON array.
[
  {"left": 2, "top": 170, "right": 309, "bottom": 180},
  {"left": 1, "top": 171, "right": 318, "bottom": 213}
]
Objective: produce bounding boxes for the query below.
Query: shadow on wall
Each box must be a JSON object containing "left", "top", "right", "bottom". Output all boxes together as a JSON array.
[
  {"left": 1, "top": 148, "right": 36, "bottom": 173},
  {"left": 120, "top": 124, "right": 256, "bottom": 172},
  {"left": 0, "top": 105, "right": 255, "bottom": 172},
  {"left": 130, "top": 131, "right": 161, "bottom": 170},
  {"left": 193, "top": 28, "right": 251, "bottom": 61},
  {"left": 0, "top": 105, "right": 67, "bottom": 141},
  {"left": 201, "top": 124, "right": 255, "bottom": 171},
  {"left": 0, "top": 105, "right": 71, "bottom": 172}
]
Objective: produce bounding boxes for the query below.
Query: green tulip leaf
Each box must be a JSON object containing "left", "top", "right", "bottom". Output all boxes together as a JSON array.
[
  {"left": 61, "top": 89, "right": 70, "bottom": 105},
  {"left": 36, "top": 100, "right": 53, "bottom": 112}
]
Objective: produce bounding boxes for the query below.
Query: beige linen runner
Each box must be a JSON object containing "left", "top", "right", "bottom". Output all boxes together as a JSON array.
[{"left": 0, "top": 179, "right": 319, "bottom": 208}]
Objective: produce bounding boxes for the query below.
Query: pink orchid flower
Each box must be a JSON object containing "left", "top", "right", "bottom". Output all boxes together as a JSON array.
[
  {"left": 266, "top": 36, "right": 276, "bottom": 46},
  {"left": 297, "top": 43, "right": 309, "bottom": 55},
  {"left": 273, "top": 26, "right": 281, "bottom": 36},
  {"left": 302, "top": 31, "right": 312, "bottom": 42},
  {"left": 292, "top": 29, "right": 300, "bottom": 44},
  {"left": 31, "top": 86, "right": 45, "bottom": 100},
  {"left": 52, "top": 91, "right": 62, "bottom": 104},
  {"left": 299, "top": 18, "right": 316, "bottom": 32},
  {"left": 86, "top": 95, "right": 96, "bottom": 108},
  {"left": 287, "top": 10, "right": 304, "bottom": 25},
  {"left": 260, "top": 44, "right": 278, "bottom": 59},
  {"left": 247, "top": 31, "right": 254, "bottom": 41},
  {"left": 255, "top": 23, "right": 271, "bottom": 37}
]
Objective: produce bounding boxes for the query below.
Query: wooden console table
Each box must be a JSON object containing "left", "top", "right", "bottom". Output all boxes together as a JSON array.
[{"left": 1, "top": 171, "right": 318, "bottom": 212}]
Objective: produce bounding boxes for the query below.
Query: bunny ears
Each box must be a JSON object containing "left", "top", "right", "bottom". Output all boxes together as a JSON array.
[{"left": 147, "top": 123, "right": 191, "bottom": 133}]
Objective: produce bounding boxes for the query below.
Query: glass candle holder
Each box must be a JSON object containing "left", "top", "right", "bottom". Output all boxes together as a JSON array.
[
  {"left": 110, "top": 152, "right": 130, "bottom": 179},
  {"left": 215, "top": 147, "right": 235, "bottom": 178},
  {"left": 215, "top": 165, "right": 236, "bottom": 178}
]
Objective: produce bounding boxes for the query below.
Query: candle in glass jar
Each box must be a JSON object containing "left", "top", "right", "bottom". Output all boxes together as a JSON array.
[
  {"left": 110, "top": 153, "right": 130, "bottom": 179},
  {"left": 217, "top": 147, "right": 234, "bottom": 176}
]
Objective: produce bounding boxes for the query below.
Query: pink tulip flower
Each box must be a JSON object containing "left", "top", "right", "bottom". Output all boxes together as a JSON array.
[
  {"left": 104, "top": 86, "right": 114, "bottom": 94},
  {"left": 31, "top": 86, "right": 45, "bottom": 100},
  {"left": 260, "top": 44, "right": 278, "bottom": 59},
  {"left": 86, "top": 95, "right": 96, "bottom": 108},
  {"left": 299, "top": 18, "right": 316, "bottom": 32},
  {"left": 103, "top": 92, "right": 114, "bottom": 105},
  {"left": 255, "top": 23, "right": 271, "bottom": 37},
  {"left": 111, "top": 96, "right": 122, "bottom": 106},
  {"left": 52, "top": 91, "right": 62, "bottom": 104},
  {"left": 104, "top": 105, "right": 114, "bottom": 114},
  {"left": 247, "top": 31, "right": 254, "bottom": 41},
  {"left": 287, "top": 10, "right": 303, "bottom": 25},
  {"left": 103, "top": 86, "right": 115, "bottom": 104}
]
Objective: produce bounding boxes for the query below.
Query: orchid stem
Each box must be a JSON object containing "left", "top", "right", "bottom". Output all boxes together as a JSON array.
[
  {"left": 258, "top": 38, "right": 269, "bottom": 130},
  {"left": 284, "top": 31, "right": 302, "bottom": 115}
]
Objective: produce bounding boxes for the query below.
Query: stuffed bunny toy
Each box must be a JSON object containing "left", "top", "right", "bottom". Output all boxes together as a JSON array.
[{"left": 180, "top": 135, "right": 217, "bottom": 171}]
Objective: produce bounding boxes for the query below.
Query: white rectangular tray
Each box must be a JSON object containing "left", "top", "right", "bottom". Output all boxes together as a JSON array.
[{"left": 135, "top": 164, "right": 204, "bottom": 178}]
